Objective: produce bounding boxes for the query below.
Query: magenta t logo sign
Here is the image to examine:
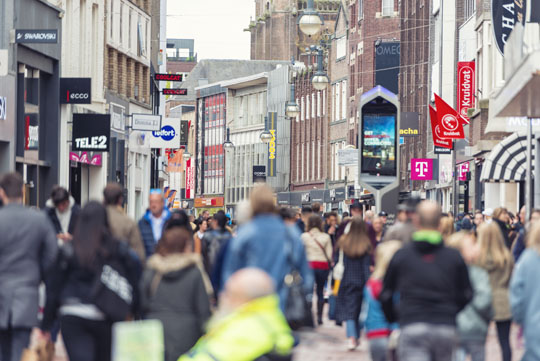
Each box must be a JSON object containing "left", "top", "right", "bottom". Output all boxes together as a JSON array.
[{"left": 411, "top": 159, "right": 434, "bottom": 180}]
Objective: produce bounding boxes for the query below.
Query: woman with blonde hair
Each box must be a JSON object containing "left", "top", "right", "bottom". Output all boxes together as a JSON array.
[
  {"left": 476, "top": 222, "right": 514, "bottom": 361},
  {"left": 362, "top": 241, "right": 402, "bottom": 361},
  {"left": 511, "top": 222, "right": 540, "bottom": 360},
  {"left": 335, "top": 218, "right": 372, "bottom": 350},
  {"left": 440, "top": 216, "right": 455, "bottom": 240}
]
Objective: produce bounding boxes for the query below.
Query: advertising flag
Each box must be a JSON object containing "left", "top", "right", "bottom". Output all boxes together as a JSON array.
[
  {"left": 434, "top": 94, "right": 465, "bottom": 139},
  {"left": 429, "top": 105, "right": 453, "bottom": 149},
  {"left": 167, "top": 149, "right": 184, "bottom": 173}
]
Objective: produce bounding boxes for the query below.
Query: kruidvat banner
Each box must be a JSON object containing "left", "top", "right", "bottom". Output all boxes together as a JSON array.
[
  {"left": 434, "top": 94, "right": 466, "bottom": 139},
  {"left": 429, "top": 105, "right": 453, "bottom": 149},
  {"left": 457, "top": 62, "right": 475, "bottom": 123},
  {"left": 411, "top": 159, "right": 434, "bottom": 181}
]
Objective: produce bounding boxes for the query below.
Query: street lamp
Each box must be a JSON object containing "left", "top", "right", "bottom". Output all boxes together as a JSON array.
[
  {"left": 182, "top": 150, "right": 191, "bottom": 160},
  {"left": 223, "top": 127, "right": 234, "bottom": 149},
  {"left": 299, "top": 0, "right": 323, "bottom": 36},
  {"left": 312, "top": 46, "right": 329, "bottom": 90},
  {"left": 260, "top": 116, "right": 273, "bottom": 144},
  {"left": 285, "top": 83, "right": 300, "bottom": 118}
]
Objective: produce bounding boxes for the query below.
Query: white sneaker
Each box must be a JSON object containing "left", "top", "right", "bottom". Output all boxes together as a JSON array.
[{"left": 347, "top": 338, "right": 358, "bottom": 351}]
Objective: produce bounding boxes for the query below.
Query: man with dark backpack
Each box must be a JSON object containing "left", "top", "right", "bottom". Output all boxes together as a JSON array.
[{"left": 201, "top": 211, "right": 232, "bottom": 293}]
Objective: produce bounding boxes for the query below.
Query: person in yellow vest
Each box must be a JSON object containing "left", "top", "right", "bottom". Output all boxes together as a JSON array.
[{"left": 178, "top": 268, "right": 294, "bottom": 361}]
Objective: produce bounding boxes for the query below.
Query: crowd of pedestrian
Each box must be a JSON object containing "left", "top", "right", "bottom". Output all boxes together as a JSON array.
[{"left": 2, "top": 169, "right": 540, "bottom": 361}]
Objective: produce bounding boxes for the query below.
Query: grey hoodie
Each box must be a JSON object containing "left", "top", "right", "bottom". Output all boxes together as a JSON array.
[{"left": 456, "top": 265, "right": 493, "bottom": 342}]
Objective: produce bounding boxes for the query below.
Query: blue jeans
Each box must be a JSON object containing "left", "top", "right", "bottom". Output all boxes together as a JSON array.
[{"left": 346, "top": 319, "right": 360, "bottom": 339}]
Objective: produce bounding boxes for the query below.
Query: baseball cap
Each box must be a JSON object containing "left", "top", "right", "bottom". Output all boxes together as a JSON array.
[
  {"left": 350, "top": 200, "right": 363, "bottom": 210},
  {"left": 378, "top": 211, "right": 388, "bottom": 217}
]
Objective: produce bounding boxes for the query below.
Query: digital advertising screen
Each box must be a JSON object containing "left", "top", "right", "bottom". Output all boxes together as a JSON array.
[{"left": 361, "top": 114, "right": 397, "bottom": 176}]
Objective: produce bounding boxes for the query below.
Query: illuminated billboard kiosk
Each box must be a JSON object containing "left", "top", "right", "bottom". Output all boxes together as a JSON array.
[{"left": 359, "top": 86, "right": 400, "bottom": 214}]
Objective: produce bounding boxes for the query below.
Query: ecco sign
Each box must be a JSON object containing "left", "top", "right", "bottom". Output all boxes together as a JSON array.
[
  {"left": 149, "top": 118, "right": 181, "bottom": 148},
  {"left": 60, "top": 78, "right": 92, "bottom": 104},
  {"left": 72, "top": 114, "right": 111, "bottom": 152}
]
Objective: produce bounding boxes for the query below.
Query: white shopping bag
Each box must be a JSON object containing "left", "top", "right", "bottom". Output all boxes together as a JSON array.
[{"left": 112, "top": 319, "right": 164, "bottom": 361}]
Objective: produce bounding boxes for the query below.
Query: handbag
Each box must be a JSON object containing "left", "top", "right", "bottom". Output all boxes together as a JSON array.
[
  {"left": 283, "top": 230, "right": 314, "bottom": 330},
  {"left": 332, "top": 249, "right": 345, "bottom": 281},
  {"left": 91, "top": 242, "right": 136, "bottom": 322}
]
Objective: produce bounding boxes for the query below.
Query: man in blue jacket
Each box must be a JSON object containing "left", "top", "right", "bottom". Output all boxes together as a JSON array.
[
  {"left": 221, "top": 184, "right": 313, "bottom": 311},
  {"left": 138, "top": 189, "right": 171, "bottom": 257}
]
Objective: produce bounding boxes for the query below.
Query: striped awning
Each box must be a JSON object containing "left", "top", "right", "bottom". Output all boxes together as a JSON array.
[{"left": 480, "top": 133, "right": 535, "bottom": 183}]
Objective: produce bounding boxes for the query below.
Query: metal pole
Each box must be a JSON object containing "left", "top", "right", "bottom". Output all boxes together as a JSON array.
[
  {"left": 526, "top": 117, "right": 532, "bottom": 221},
  {"left": 452, "top": 140, "right": 458, "bottom": 217}
]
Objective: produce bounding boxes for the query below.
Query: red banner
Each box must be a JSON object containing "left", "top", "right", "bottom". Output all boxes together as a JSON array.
[
  {"left": 434, "top": 94, "right": 465, "bottom": 139},
  {"left": 429, "top": 105, "right": 453, "bottom": 149},
  {"left": 457, "top": 62, "right": 475, "bottom": 124}
]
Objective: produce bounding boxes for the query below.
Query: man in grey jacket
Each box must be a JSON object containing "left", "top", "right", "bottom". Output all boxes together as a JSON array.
[{"left": 0, "top": 173, "right": 58, "bottom": 361}]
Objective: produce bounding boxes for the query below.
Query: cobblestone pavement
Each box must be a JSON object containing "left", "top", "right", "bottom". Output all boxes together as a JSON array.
[{"left": 30, "top": 314, "right": 524, "bottom": 361}]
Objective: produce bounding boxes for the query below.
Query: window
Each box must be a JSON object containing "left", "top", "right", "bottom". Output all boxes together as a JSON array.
[
  {"left": 317, "top": 140, "right": 321, "bottom": 179},
  {"left": 382, "top": 0, "right": 393, "bottom": 16},
  {"left": 464, "top": 0, "right": 476, "bottom": 19},
  {"left": 312, "top": 141, "right": 315, "bottom": 180},
  {"left": 336, "top": 82, "right": 341, "bottom": 120},
  {"left": 331, "top": 85, "right": 335, "bottom": 121},
  {"left": 296, "top": 98, "right": 300, "bottom": 123},
  {"left": 317, "top": 91, "right": 321, "bottom": 117},
  {"left": 312, "top": 93, "right": 315, "bottom": 119},
  {"left": 306, "top": 142, "right": 310, "bottom": 180},
  {"left": 296, "top": 144, "right": 300, "bottom": 181},
  {"left": 301, "top": 145, "right": 305, "bottom": 181},
  {"left": 341, "top": 80, "right": 347, "bottom": 120},
  {"left": 306, "top": 95, "right": 310, "bottom": 120},
  {"left": 301, "top": 96, "right": 305, "bottom": 121},
  {"left": 358, "top": 0, "right": 363, "bottom": 21},
  {"left": 336, "top": 36, "right": 346, "bottom": 60},
  {"left": 323, "top": 90, "right": 326, "bottom": 115}
]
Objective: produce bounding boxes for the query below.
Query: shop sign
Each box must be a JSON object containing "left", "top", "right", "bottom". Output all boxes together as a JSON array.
[
  {"left": 400, "top": 112, "right": 420, "bottom": 137},
  {"left": 72, "top": 114, "right": 111, "bottom": 151},
  {"left": 338, "top": 149, "right": 358, "bottom": 166},
  {"left": 434, "top": 146, "right": 452, "bottom": 155},
  {"left": 267, "top": 112, "right": 277, "bottom": 176},
  {"left": 162, "top": 89, "right": 187, "bottom": 96},
  {"left": 149, "top": 118, "right": 181, "bottom": 148},
  {"left": 69, "top": 152, "right": 102, "bottom": 166},
  {"left": 458, "top": 162, "right": 470, "bottom": 181},
  {"left": 492, "top": 0, "right": 526, "bottom": 54},
  {"left": 0, "top": 96, "right": 6, "bottom": 120},
  {"left": 60, "top": 78, "right": 91, "bottom": 104},
  {"left": 25, "top": 114, "right": 38, "bottom": 150},
  {"left": 132, "top": 114, "right": 161, "bottom": 131},
  {"left": 155, "top": 73, "right": 183, "bottom": 82},
  {"left": 194, "top": 197, "right": 224, "bottom": 208},
  {"left": 411, "top": 159, "right": 434, "bottom": 181},
  {"left": 253, "top": 165, "right": 267, "bottom": 183},
  {"left": 15, "top": 29, "right": 58, "bottom": 43},
  {"left": 110, "top": 104, "right": 125, "bottom": 131},
  {"left": 185, "top": 158, "right": 194, "bottom": 199},
  {"left": 457, "top": 62, "right": 475, "bottom": 122}
]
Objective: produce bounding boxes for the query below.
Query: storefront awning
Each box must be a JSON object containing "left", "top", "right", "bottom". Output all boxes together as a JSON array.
[{"left": 480, "top": 133, "right": 535, "bottom": 183}]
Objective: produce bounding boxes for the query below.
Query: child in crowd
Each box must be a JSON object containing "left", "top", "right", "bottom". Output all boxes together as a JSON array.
[
  {"left": 447, "top": 231, "right": 493, "bottom": 361},
  {"left": 362, "top": 241, "right": 401, "bottom": 361}
]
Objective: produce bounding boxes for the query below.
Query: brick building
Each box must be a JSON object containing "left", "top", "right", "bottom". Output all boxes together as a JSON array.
[
  {"left": 348, "top": 0, "right": 400, "bottom": 148},
  {"left": 328, "top": 3, "right": 351, "bottom": 192},
  {"left": 398, "top": 0, "right": 431, "bottom": 192},
  {"left": 290, "top": 64, "right": 329, "bottom": 192},
  {"left": 248, "top": 0, "right": 341, "bottom": 61}
]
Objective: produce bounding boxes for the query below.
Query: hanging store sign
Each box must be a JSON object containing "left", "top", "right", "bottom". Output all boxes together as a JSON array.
[
  {"left": 492, "top": 0, "right": 526, "bottom": 54},
  {"left": 400, "top": 112, "right": 420, "bottom": 137},
  {"left": 434, "top": 146, "right": 452, "bottom": 155},
  {"left": 60, "top": 78, "right": 92, "bottom": 104},
  {"left": 162, "top": 89, "right": 187, "bottom": 96},
  {"left": 132, "top": 114, "right": 161, "bottom": 131},
  {"left": 458, "top": 162, "right": 470, "bottom": 181},
  {"left": 185, "top": 158, "right": 194, "bottom": 199},
  {"left": 149, "top": 118, "right": 181, "bottom": 148},
  {"left": 433, "top": 94, "right": 466, "bottom": 139},
  {"left": 15, "top": 29, "right": 58, "bottom": 44},
  {"left": 267, "top": 112, "right": 277, "bottom": 177},
  {"left": 253, "top": 165, "right": 267, "bottom": 183},
  {"left": 194, "top": 197, "right": 224, "bottom": 208},
  {"left": 457, "top": 62, "right": 475, "bottom": 123},
  {"left": 72, "top": 114, "right": 111, "bottom": 152},
  {"left": 25, "top": 114, "right": 39, "bottom": 150},
  {"left": 110, "top": 104, "right": 125, "bottom": 131},
  {"left": 69, "top": 152, "right": 102, "bottom": 166},
  {"left": 429, "top": 105, "right": 453, "bottom": 149},
  {"left": 338, "top": 149, "right": 358, "bottom": 166},
  {"left": 411, "top": 159, "right": 434, "bottom": 181},
  {"left": 154, "top": 73, "right": 183, "bottom": 82}
]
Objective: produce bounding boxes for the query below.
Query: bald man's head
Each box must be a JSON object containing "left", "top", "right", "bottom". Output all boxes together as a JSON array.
[
  {"left": 220, "top": 268, "right": 276, "bottom": 312},
  {"left": 417, "top": 200, "right": 442, "bottom": 230}
]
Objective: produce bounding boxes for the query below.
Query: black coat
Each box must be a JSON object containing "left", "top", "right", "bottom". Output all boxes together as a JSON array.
[
  {"left": 141, "top": 254, "right": 212, "bottom": 361},
  {"left": 335, "top": 253, "right": 371, "bottom": 322},
  {"left": 45, "top": 202, "right": 81, "bottom": 235},
  {"left": 380, "top": 238, "right": 473, "bottom": 327}
]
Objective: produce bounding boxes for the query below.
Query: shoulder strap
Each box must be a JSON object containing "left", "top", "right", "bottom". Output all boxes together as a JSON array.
[{"left": 309, "top": 233, "right": 332, "bottom": 266}]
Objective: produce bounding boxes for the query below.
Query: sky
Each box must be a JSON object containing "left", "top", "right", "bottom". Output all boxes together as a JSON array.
[{"left": 166, "top": 0, "right": 254, "bottom": 60}]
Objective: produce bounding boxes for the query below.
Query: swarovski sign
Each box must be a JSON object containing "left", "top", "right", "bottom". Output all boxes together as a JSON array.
[{"left": 15, "top": 29, "right": 58, "bottom": 43}]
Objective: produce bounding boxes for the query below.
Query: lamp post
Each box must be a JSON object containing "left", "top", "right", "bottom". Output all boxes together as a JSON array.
[
  {"left": 285, "top": 83, "right": 300, "bottom": 118},
  {"left": 299, "top": 0, "right": 323, "bottom": 36},
  {"left": 223, "top": 127, "right": 234, "bottom": 149},
  {"left": 311, "top": 46, "right": 329, "bottom": 90},
  {"left": 260, "top": 116, "right": 273, "bottom": 144}
]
